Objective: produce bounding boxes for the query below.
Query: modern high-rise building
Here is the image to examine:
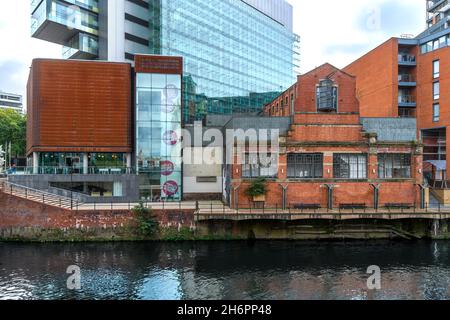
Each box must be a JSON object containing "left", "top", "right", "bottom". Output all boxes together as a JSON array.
[
  {"left": 0, "top": 92, "right": 23, "bottom": 114},
  {"left": 30, "top": 0, "right": 300, "bottom": 122}
]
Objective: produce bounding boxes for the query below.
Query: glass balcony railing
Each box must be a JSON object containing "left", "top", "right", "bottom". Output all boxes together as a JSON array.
[
  {"left": 62, "top": 32, "right": 99, "bottom": 59},
  {"left": 398, "top": 74, "right": 416, "bottom": 83},
  {"left": 31, "top": 0, "right": 98, "bottom": 38},
  {"left": 5, "top": 166, "right": 134, "bottom": 176},
  {"left": 398, "top": 54, "right": 416, "bottom": 64},
  {"left": 398, "top": 95, "right": 416, "bottom": 104}
]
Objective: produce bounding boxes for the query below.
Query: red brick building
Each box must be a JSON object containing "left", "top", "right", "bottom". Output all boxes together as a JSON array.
[
  {"left": 344, "top": 36, "right": 450, "bottom": 183},
  {"left": 231, "top": 64, "right": 423, "bottom": 209}
]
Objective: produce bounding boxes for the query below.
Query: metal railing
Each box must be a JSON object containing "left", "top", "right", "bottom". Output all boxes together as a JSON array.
[
  {"left": 195, "top": 201, "right": 450, "bottom": 221},
  {"left": 0, "top": 181, "right": 80, "bottom": 210},
  {"left": 5, "top": 166, "right": 134, "bottom": 175}
]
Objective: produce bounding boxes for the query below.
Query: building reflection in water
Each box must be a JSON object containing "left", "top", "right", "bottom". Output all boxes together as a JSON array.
[{"left": 1, "top": 242, "right": 450, "bottom": 300}]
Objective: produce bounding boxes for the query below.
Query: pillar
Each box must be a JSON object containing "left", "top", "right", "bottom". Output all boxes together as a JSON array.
[
  {"left": 126, "top": 153, "right": 132, "bottom": 172},
  {"left": 33, "top": 152, "right": 39, "bottom": 175},
  {"left": 83, "top": 153, "right": 89, "bottom": 175}
]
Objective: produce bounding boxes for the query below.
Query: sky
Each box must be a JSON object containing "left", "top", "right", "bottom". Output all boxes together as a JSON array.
[{"left": 0, "top": 0, "right": 426, "bottom": 101}]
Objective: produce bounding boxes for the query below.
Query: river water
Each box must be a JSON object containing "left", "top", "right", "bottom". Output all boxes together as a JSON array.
[{"left": 0, "top": 241, "right": 449, "bottom": 300}]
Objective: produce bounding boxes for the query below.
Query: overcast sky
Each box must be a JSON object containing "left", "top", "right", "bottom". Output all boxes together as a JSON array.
[{"left": 0, "top": 0, "right": 425, "bottom": 100}]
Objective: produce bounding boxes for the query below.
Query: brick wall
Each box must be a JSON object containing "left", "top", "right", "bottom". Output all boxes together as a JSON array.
[
  {"left": 0, "top": 192, "right": 195, "bottom": 230},
  {"left": 343, "top": 38, "right": 399, "bottom": 118}
]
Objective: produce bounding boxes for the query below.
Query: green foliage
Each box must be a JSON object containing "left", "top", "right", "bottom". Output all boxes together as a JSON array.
[
  {"left": 132, "top": 202, "right": 159, "bottom": 236},
  {"left": 0, "top": 109, "right": 26, "bottom": 157},
  {"left": 244, "top": 178, "right": 267, "bottom": 198}
]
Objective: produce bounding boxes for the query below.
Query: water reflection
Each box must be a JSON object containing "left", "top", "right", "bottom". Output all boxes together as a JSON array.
[{"left": 0, "top": 241, "right": 449, "bottom": 300}]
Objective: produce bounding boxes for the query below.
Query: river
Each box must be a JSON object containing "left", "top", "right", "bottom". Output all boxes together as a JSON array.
[{"left": 0, "top": 241, "right": 449, "bottom": 300}]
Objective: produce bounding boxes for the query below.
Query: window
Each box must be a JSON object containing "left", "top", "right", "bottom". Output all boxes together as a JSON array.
[
  {"left": 316, "top": 79, "right": 338, "bottom": 111},
  {"left": 242, "top": 153, "right": 278, "bottom": 178},
  {"left": 434, "top": 82, "right": 440, "bottom": 100},
  {"left": 433, "top": 60, "right": 440, "bottom": 78},
  {"left": 433, "top": 103, "right": 440, "bottom": 122},
  {"left": 378, "top": 154, "right": 411, "bottom": 179},
  {"left": 333, "top": 154, "right": 367, "bottom": 179},
  {"left": 287, "top": 154, "right": 323, "bottom": 179}
]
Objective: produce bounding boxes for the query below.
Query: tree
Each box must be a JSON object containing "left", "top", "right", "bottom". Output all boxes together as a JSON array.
[
  {"left": 0, "top": 145, "right": 4, "bottom": 172},
  {"left": 0, "top": 109, "right": 26, "bottom": 158}
]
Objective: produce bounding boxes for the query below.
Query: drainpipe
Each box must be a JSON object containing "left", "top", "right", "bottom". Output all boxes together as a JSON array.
[{"left": 370, "top": 184, "right": 381, "bottom": 210}]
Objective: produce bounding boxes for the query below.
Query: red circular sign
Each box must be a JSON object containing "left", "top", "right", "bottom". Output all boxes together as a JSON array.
[
  {"left": 163, "top": 130, "right": 178, "bottom": 146},
  {"left": 163, "top": 180, "right": 179, "bottom": 197},
  {"left": 161, "top": 160, "right": 174, "bottom": 176}
]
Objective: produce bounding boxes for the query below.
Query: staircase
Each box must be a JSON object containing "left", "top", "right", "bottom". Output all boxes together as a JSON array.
[{"left": 0, "top": 181, "right": 81, "bottom": 210}]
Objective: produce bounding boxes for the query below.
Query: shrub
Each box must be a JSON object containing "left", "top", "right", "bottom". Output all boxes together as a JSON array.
[{"left": 132, "top": 202, "right": 159, "bottom": 236}]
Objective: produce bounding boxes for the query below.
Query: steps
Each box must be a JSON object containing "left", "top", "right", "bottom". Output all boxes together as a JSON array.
[{"left": 0, "top": 181, "right": 81, "bottom": 210}]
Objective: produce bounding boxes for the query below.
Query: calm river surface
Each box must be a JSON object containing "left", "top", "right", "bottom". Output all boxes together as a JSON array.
[{"left": 0, "top": 241, "right": 449, "bottom": 300}]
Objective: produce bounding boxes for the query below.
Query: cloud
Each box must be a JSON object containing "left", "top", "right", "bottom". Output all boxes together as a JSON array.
[
  {"left": 287, "top": 0, "right": 424, "bottom": 73},
  {"left": 0, "top": 60, "right": 28, "bottom": 94},
  {"left": 0, "top": 0, "right": 60, "bottom": 99}
]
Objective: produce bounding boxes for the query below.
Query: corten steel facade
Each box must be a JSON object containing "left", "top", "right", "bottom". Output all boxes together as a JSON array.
[
  {"left": 22, "top": 55, "right": 185, "bottom": 202},
  {"left": 27, "top": 59, "right": 132, "bottom": 156},
  {"left": 30, "top": 0, "right": 300, "bottom": 123},
  {"left": 230, "top": 64, "right": 424, "bottom": 209}
]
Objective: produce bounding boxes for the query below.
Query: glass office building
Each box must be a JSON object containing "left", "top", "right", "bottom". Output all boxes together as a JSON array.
[
  {"left": 31, "top": 0, "right": 299, "bottom": 122},
  {"left": 149, "top": 0, "right": 298, "bottom": 122}
]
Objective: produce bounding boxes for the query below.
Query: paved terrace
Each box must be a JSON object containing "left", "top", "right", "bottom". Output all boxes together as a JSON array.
[{"left": 2, "top": 181, "right": 450, "bottom": 220}]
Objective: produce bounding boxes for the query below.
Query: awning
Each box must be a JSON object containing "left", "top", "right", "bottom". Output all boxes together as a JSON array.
[{"left": 425, "top": 160, "right": 446, "bottom": 171}]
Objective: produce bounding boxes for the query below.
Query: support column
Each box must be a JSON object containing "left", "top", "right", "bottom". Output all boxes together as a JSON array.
[
  {"left": 371, "top": 184, "right": 381, "bottom": 209},
  {"left": 446, "top": 127, "right": 450, "bottom": 178},
  {"left": 126, "top": 153, "right": 132, "bottom": 173},
  {"left": 83, "top": 153, "right": 89, "bottom": 175},
  {"left": 33, "top": 152, "right": 39, "bottom": 175},
  {"left": 325, "top": 184, "right": 335, "bottom": 210}
]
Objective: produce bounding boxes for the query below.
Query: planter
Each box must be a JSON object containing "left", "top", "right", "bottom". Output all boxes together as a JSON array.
[{"left": 253, "top": 195, "right": 266, "bottom": 202}]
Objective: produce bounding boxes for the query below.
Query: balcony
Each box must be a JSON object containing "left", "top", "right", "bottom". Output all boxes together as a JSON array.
[
  {"left": 31, "top": 0, "right": 98, "bottom": 46},
  {"left": 398, "top": 95, "right": 417, "bottom": 108},
  {"left": 62, "top": 32, "right": 98, "bottom": 59},
  {"left": 398, "top": 54, "right": 416, "bottom": 66},
  {"left": 398, "top": 74, "right": 417, "bottom": 87}
]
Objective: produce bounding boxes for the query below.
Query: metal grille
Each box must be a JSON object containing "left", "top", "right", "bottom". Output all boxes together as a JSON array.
[
  {"left": 333, "top": 154, "right": 367, "bottom": 179},
  {"left": 378, "top": 154, "right": 411, "bottom": 179},
  {"left": 287, "top": 154, "right": 323, "bottom": 179}
]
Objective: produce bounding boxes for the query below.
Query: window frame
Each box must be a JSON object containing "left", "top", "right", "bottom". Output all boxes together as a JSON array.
[
  {"left": 378, "top": 154, "right": 412, "bottom": 179},
  {"left": 433, "top": 103, "right": 440, "bottom": 122},
  {"left": 433, "top": 81, "right": 440, "bottom": 100},
  {"left": 242, "top": 153, "right": 278, "bottom": 179},
  {"left": 333, "top": 154, "right": 368, "bottom": 180},
  {"left": 287, "top": 153, "right": 323, "bottom": 179},
  {"left": 433, "top": 60, "right": 440, "bottom": 79}
]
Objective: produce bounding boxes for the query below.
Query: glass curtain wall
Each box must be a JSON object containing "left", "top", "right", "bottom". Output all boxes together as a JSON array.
[
  {"left": 149, "top": 0, "right": 296, "bottom": 123},
  {"left": 136, "top": 73, "right": 183, "bottom": 201}
]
